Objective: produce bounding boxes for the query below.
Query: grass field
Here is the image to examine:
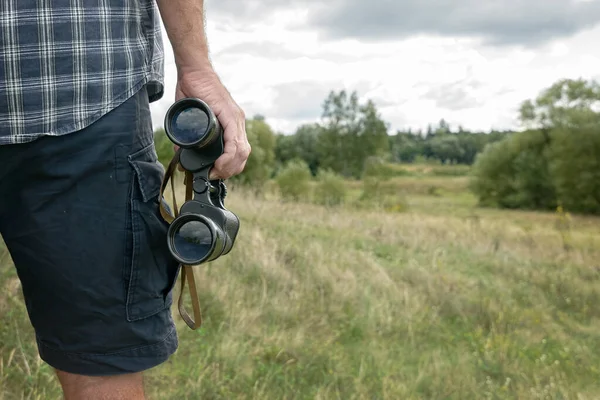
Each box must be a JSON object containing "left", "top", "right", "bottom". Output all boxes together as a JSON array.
[{"left": 2, "top": 165, "right": 600, "bottom": 399}]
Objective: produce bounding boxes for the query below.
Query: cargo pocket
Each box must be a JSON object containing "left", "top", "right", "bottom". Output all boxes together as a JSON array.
[{"left": 125, "top": 143, "right": 180, "bottom": 322}]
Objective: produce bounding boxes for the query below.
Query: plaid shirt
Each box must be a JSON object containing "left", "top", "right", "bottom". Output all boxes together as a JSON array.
[{"left": 0, "top": 0, "right": 164, "bottom": 145}]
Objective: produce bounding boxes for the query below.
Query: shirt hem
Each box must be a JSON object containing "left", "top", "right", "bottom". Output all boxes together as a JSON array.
[{"left": 0, "top": 73, "right": 164, "bottom": 146}]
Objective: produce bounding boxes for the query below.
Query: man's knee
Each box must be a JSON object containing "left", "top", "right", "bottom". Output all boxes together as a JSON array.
[{"left": 55, "top": 369, "right": 146, "bottom": 400}]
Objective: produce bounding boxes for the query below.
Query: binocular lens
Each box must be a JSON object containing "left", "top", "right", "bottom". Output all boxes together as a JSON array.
[
  {"left": 172, "top": 219, "right": 213, "bottom": 264},
  {"left": 170, "top": 106, "right": 210, "bottom": 147}
]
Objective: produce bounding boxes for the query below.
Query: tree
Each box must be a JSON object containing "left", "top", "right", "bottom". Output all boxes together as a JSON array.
[
  {"left": 357, "top": 99, "right": 390, "bottom": 161},
  {"left": 548, "top": 124, "right": 600, "bottom": 214},
  {"left": 317, "top": 90, "right": 361, "bottom": 177},
  {"left": 470, "top": 130, "right": 556, "bottom": 210},
  {"left": 519, "top": 78, "right": 600, "bottom": 213},
  {"left": 519, "top": 78, "right": 600, "bottom": 130},
  {"left": 274, "top": 123, "right": 322, "bottom": 176},
  {"left": 429, "top": 135, "right": 464, "bottom": 164},
  {"left": 233, "top": 116, "right": 276, "bottom": 189},
  {"left": 471, "top": 77, "right": 600, "bottom": 214},
  {"left": 390, "top": 131, "right": 422, "bottom": 163},
  {"left": 317, "top": 90, "right": 389, "bottom": 178},
  {"left": 435, "top": 118, "right": 451, "bottom": 135}
]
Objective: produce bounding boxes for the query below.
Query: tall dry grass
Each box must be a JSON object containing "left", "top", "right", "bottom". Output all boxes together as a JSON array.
[{"left": 1, "top": 179, "right": 600, "bottom": 399}]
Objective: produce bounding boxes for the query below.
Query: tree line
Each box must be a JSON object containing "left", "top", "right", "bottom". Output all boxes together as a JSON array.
[
  {"left": 154, "top": 77, "right": 600, "bottom": 215},
  {"left": 274, "top": 91, "right": 513, "bottom": 178}
]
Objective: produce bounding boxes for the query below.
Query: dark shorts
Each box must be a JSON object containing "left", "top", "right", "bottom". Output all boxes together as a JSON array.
[{"left": 0, "top": 85, "right": 180, "bottom": 376}]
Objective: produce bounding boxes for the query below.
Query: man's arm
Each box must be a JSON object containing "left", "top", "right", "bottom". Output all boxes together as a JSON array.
[
  {"left": 156, "top": 0, "right": 211, "bottom": 73},
  {"left": 156, "top": 0, "right": 251, "bottom": 180}
]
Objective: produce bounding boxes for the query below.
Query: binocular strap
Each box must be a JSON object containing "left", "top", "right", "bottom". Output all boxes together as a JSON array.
[
  {"left": 159, "top": 149, "right": 203, "bottom": 330},
  {"left": 178, "top": 263, "right": 202, "bottom": 330}
]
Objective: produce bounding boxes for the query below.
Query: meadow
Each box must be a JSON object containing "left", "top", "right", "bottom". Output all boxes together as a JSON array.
[{"left": 1, "top": 163, "right": 600, "bottom": 399}]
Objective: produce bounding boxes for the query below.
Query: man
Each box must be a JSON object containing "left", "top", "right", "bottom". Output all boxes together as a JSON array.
[{"left": 0, "top": 1, "right": 250, "bottom": 399}]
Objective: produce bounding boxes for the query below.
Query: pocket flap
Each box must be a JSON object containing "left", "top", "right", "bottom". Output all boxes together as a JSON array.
[{"left": 128, "top": 143, "right": 164, "bottom": 203}]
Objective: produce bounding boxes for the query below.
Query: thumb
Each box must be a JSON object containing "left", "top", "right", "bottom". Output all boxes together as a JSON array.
[{"left": 209, "top": 167, "right": 220, "bottom": 180}]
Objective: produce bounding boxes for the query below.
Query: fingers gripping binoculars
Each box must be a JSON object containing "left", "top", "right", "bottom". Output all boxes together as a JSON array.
[{"left": 158, "top": 98, "right": 240, "bottom": 330}]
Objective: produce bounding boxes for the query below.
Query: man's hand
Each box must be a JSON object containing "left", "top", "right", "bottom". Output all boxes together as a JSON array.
[{"left": 175, "top": 68, "right": 251, "bottom": 180}]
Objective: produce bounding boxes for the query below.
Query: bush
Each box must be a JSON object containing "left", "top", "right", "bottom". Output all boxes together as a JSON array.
[
  {"left": 362, "top": 156, "right": 396, "bottom": 180},
  {"left": 469, "top": 130, "right": 556, "bottom": 211},
  {"left": 275, "top": 159, "right": 312, "bottom": 202},
  {"left": 470, "top": 125, "right": 600, "bottom": 215},
  {"left": 232, "top": 118, "right": 277, "bottom": 191},
  {"left": 354, "top": 177, "right": 409, "bottom": 212},
  {"left": 470, "top": 77, "right": 600, "bottom": 215},
  {"left": 469, "top": 139, "right": 513, "bottom": 207},
  {"left": 547, "top": 126, "right": 600, "bottom": 214},
  {"left": 313, "top": 169, "right": 347, "bottom": 207},
  {"left": 233, "top": 143, "right": 270, "bottom": 192}
]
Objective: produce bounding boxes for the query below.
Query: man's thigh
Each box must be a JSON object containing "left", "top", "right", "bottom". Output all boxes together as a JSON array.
[{"left": 0, "top": 85, "right": 180, "bottom": 376}]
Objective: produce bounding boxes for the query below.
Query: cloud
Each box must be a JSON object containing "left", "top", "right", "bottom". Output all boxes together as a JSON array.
[
  {"left": 268, "top": 81, "right": 337, "bottom": 120},
  {"left": 422, "top": 78, "right": 485, "bottom": 111},
  {"left": 260, "top": 80, "right": 378, "bottom": 120},
  {"left": 213, "top": 41, "right": 367, "bottom": 64},
  {"left": 207, "top": 0, "right": 600, "bottom": 47},
  {"left": 150, "top": 2, "right": 600, "bottom": 136},
  {"left": 213, "top": 42, "right": 303, "bottom": 61}
]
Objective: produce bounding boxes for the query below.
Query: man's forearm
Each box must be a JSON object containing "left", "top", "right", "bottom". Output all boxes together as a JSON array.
[{"left": 156, "top": 0, "right": 212, "bottom": 74}]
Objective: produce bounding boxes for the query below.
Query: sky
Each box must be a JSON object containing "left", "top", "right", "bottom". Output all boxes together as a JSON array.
[{"left": 149, "top": 0, "right": 600, "bottom": 135}]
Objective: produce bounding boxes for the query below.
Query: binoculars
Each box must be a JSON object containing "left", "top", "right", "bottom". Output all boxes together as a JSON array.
[{"left": 162, "top": 98, "right": 240, "bottom": 266}]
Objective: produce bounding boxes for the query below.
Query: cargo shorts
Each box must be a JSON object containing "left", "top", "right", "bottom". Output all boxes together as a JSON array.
[{"left": 0, "top": 85, "right": 181, "bottom": 376}]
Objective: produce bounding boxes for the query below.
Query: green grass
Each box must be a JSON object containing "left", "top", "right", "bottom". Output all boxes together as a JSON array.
[
  {"left": 387, "top": 162, "right": 472, "bottom": 177},
  {"left": 2, "top": 166, "right": 600, "bottom": 399}
]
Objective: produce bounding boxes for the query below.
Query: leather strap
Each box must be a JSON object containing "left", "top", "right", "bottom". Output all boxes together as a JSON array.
[
  {"left": 159, "top": 149, "right": 203, "bottom": 330},
  {"left": 178, "top": 263, "right": 202, "bottom": 330}
]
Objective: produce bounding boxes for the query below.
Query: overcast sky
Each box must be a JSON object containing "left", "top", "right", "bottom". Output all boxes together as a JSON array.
[{"left": 150, "top": 0, "right": 600, "bottom": 135}]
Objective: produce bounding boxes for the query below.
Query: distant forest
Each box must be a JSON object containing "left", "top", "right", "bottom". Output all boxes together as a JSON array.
[{"left": 269, "top": 90, "right": 513, "bottom": 179}]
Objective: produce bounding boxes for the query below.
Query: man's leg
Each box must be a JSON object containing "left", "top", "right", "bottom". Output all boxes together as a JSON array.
[
  {"left": 56, "top": 370, "right": 145, "bottom": 400},
  {"left": 0, "top": 85, "right": 180, "bottom": 397}
]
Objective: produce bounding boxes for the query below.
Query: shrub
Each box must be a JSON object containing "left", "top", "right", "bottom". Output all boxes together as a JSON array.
[
  {"left": 313, "top": 169, "right": 347, "bottom": 207},
  {"left": 275, "top": 159, "right": 312, "bottom": 202},
  {"left": 362, "top": 156, "right": 396, "bottom": 180},
  {"left": 547, "top": 125, "right": 600, "bottom": 214},
  {"left": 469, "top": 130, "right": 556, "bottom": 211},
  {"left": 232, "top": 118, "right": 277, "bottom": 191},
  {"left": 354, "top": 177, "right": 409, "bottom": 212},
  {"left": 470, "top": 125, "right": 600, "bottom": 215}
]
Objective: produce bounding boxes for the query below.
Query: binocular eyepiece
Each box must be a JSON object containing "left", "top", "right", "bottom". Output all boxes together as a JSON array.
[
  {"left": 164, "top": 98, "right": 221, "bottom": 150},
  {"left": 163, "top": 98, "right": 240, "bottom": 266}
]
